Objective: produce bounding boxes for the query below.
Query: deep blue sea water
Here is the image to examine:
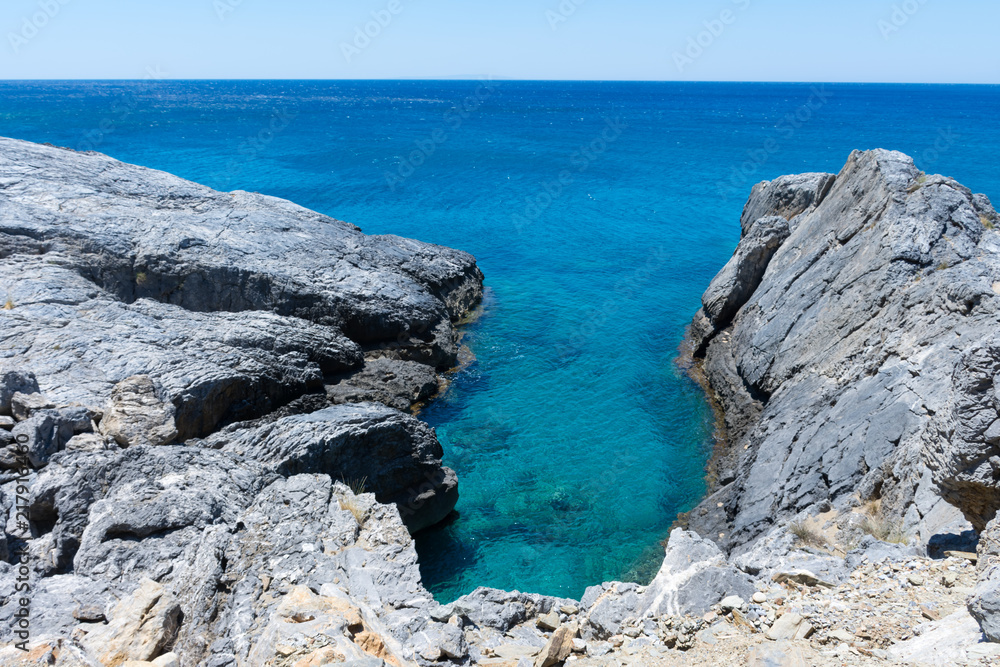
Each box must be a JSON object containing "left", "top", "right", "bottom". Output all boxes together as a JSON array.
[{"left": 2, "top": 81, "right": 998, "bottom": 602}]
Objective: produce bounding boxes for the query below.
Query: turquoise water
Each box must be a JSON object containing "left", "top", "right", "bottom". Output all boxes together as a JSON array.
[{"left": 2, "top": 81, "right": 999, "bottom": 601}]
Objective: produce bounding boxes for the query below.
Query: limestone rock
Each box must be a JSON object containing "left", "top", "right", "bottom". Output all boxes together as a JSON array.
[
  {"left": 534, "top": 621, "right": 577, "bottom": 667},
  {"left": 99, "top": 376, "right": 178, "bottom": 448},
  {"left": 687, "top": 150, "right": 999, "bottom": 556},
  {"left": 0, "top": 369, "right": 40, "bottom": 416},
  {"left": 3, "top": 407, "right": 93, "bottom": 469},
  {"left": 637, "top": 529, "right": 755, "bottom": 618},
  {"left": 739, "top": 172, "right": 837, "bottom": 235},
  {"left": 202, "top": 402, "right": 458, "bottom": 532},
  {"left": 970, "top": 516, "right": 1000, "bottom": 641},
  {"left": 701, "top": 216, "right": 790, "bottom": 332},
  {"left": 81, "top": 578, "right": 182, "bottom": 663},
  {"left": 10, "top": 392, "right": 55, "bottom": 421},
  {"left": 0, "top": 135, "right": 482, "bottom": 440},
  {"left": 765, "top": 612, "right": 804, "bottom": 641},
  {"left": 326, "top": 357, "right": 440, "bottom": 412},
  {"left": 448, "top": 587, "right": 573, "bottom": 633}
]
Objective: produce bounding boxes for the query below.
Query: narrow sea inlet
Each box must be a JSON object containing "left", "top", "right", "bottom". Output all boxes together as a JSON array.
[{"left": 4, "top": 80, "right": 998, "bottom": 602}]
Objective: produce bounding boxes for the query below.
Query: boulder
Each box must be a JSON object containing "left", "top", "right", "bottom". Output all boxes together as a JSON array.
[
  {"left": 80, "top": 578, "right": 182, "bottom": 663},
  {"left": 202, "top": 402, "right": 458, "bottom": 532},
  {"left": 534, "top": 621, "right": 578, "bottom": 667},
  {"left": 10, "top": 392, "right": 55, "bottom": 421},
  {"left": 0, "top": 369, "right": 39, "bottom": 416},
  {"left": 99, "top": 376, "right": 178, "bottom": 448},
  {"left": 638, "top": 529, "right": 755, "bottom": 618},
  {"left": 3, "top": 407, "right": 93, "bottom": 469}
]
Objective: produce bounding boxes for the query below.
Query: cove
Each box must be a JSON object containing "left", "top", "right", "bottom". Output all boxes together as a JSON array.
[{"left": 3, "top": 79, "right": 998, "bottom": 602}]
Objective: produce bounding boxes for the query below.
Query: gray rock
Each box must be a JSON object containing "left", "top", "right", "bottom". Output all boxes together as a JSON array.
[
  {"left": 0, "top": 370, "right": 39, "bottom": 416},
  {"left": 970, "top": 516, "right": 1000, "bottom": 641},
  {"left": 326, "top": 357, "right": 441, "bottom": 412},
  {"left": 99, "top": 375, "right": 178, "bottom": 447},
  {"left": 739, "top": 172, "right": 837, "bottom": 235},
  {"left": 0, "top": 135, "right": 487, "bottom": 666},
  {"left": 0, "top": 135, "right": 482, "bottom": 439},
  {"left": 10, "top": 392, "right": 55, "bottom": 421},
  {"left": 845, "top": 534, "right": 920, "bottom": 570},
  {"left": 731, "top": 525, "right": 849, "bottom": 584},
  {"left": 925, "top": 333, "right": 1000, "bottom": 530},
  {"left": 701, "top": 216, "right": 790, "bottom": 332},
  {"left": 580, "top": 583, "right": 641, "bottom": 640},
  {"left": 638, "top": 529, "right": 755, "bottom": 618},
  {"left": 202, "top": 402, "right": 457, "bottom": 532},
  {"left": 687, "top": 150, "right": 1000, "bottom": 556},
  {"left": 3, "top": 407, "right": 93, "bottom": 469},
  {"left": 449, "top": 587, "right": 575, "bottom": 633}
]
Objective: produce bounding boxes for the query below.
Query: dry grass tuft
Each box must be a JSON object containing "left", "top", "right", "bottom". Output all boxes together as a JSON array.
[
  {"left": 789, "top": 520, "right": 829, "bottom": 549},
  {"left": 860, "top": 499, "right": 909, "bottom": 544},
  {"left": 340, "top": 497, "right": 367, "bottom": 526}
]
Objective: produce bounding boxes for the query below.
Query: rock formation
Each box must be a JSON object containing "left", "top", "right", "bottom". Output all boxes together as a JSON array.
[
  {"left": 4, "top": 136, "right": 1000, "bottom": 663},
  {"left": 686, "top": 149, "right": 1000, "bottom": 642},
  {"left": 0, "top": 136, "right": 486, "bottom": 665}
]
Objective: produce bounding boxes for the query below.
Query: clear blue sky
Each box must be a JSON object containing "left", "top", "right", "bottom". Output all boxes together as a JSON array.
[{"left": 1, "top": 0, "right": 997, "bottom": 82}]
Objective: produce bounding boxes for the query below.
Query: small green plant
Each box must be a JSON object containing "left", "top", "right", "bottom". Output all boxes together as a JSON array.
[
  {"left": 345, "top": 476, "right": 368, "bottom": 496},
  {"left": 936, "top": 261, "right": 950, "bottom": 272},
  {"left": 906, "top": 174, "right": 928, "bottom": 194},
  {"left": 982, "top": 214, "right": 996, "bottom": 231},
  {"left": 2, "top": 294, "right": 13, "bottom": 310},
  {"left": 135, "top": 271, "right": 149, "bottom": 286},
  {"left": 789, "top": 521, "right": 828, "bottom": 549},
  {"left": 859, "top": 500, "right": 909, "bottom": 544}
]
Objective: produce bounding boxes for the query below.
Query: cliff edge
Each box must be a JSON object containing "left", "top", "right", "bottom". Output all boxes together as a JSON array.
[{"left": 685, "top": 149, "right": 1000, "bottom": 640}]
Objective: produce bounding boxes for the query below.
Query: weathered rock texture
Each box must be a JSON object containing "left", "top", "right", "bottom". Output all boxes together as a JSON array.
[
  {"left": 686, "top": 149, "right": 1000, "bottom": 640},
  {"left": 0, "top": 136, "right": 485, "bottom": 665}
]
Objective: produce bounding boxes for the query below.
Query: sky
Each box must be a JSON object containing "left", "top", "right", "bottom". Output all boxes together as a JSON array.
[{"left": 0, "top": 0, "right": 997, "bottom": 82}]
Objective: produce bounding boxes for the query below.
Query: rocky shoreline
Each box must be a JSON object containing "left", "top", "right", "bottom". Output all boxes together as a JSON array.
[{"left": 3, "top": 138, "right": 1000, "bottom": 666}]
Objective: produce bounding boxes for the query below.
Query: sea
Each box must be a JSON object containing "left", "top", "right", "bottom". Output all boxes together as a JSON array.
[{"left": 2, "top": 80, "right": 998, "bottom": 602}]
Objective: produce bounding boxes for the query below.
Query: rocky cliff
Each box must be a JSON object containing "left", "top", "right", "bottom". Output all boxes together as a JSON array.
[
  {"left": 685, "top": 149, "right": 1000, "bottom": 642},
  {"left": 0, "top": 136, "right": 492, "bottom": 665}
]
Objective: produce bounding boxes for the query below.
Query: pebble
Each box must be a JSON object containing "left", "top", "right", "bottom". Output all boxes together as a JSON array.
[
  {"left": 752, "top": 592, "right": 768, "bottom": 604},
  {"left": 720, "top": 595, "right": 745, "bottom": 612}
]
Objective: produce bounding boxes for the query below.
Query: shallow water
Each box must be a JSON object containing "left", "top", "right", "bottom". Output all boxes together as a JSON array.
[{"left": 3, "top": 80, "right": 999, "bottom": 602}]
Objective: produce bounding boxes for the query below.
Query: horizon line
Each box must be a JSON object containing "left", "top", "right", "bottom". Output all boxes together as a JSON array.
[{"left": 1, "top": 78, "right": 999, "bottom": 86}]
